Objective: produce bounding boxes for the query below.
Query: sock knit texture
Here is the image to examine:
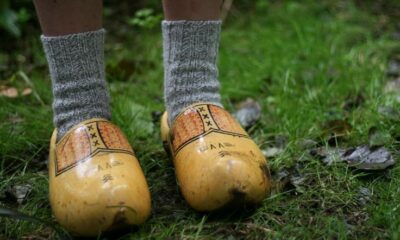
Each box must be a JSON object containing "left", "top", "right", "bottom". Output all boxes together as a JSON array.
[
  {"left": 41, "top": 29, "right": 111, "bottom": 141},
  {"left": 162, "top": 20, "right": 222, "bottom": 125}
]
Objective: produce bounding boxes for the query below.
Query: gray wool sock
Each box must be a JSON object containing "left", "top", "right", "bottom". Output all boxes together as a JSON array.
[
  {"left": 41, "top": 29, "right": 111, "bottom": 141},
  {"left": 162, "top": 20, "right": 222, "bottom": 125}
]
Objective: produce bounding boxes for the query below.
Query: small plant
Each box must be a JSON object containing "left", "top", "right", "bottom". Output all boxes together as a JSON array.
[
  {"left": 0, "top": 0, "right": 32, "bottom": 37},
  {"left": 128, "top": 8, "right": 162, "bottom": 29}
]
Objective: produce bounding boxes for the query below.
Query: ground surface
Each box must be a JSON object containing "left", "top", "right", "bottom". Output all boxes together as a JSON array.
[{"left": 1, "top": 1, "right": 400, "bottom": 239}]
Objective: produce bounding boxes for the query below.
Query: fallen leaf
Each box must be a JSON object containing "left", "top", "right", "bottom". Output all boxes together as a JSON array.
[
  {"left": 262, "top": 135, "right": 288, "bottom": 158},
  {"left": 21, "top": 87, "right": 32, "bottom": 96},
  {"left": 357, "top": 187, "right": 372, "bottom": 206},
  {"left": 343, "top": 145, "right": 395, "bottom": 170},
  {"left": 0, "top": 85, "right": 18, "bottom": 98},
  {"left": 6, "top": 184, "right": 32, "bottom": 205},
  {"left": 234, "top": 98, "right": 262, "bottom": 128},
  {"left": 271, "top": 168, "right": 309, "bottom": 194},
  {"left": 322, "top": 119, "right": 352, "bottom": 145},
  {"left": 270, "top": 169, "right": 291, "bottom": 194},
  {"left": 311, "top": 145, "right": 395, "bottom": 170},
  {"left": 262, "top": 147, "right": 284, "bottom": 158},
  {"left": 290, "top": 174, "right": 307, "bottom": 193},
  {"left": 310, "top": 147, "right": 347, "bottom": 165},
  {"left": 322, "top": 119, "right": 352, "bottom": 137}
]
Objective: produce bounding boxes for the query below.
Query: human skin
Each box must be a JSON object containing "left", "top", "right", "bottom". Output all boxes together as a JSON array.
[
  {"left": 33, "top": 0, "right": 223, "bottom": 36},
  {"left": 162, "top": 0, "right": 223, "bottom": 20},
  {"left": 33, "top": 0, "right": 103, "bottom": 36}
]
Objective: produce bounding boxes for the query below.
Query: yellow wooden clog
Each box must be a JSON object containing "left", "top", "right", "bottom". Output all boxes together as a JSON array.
[
  {"left": 161, "top": 103, "right": 271, "bottom": 211},
  {"left": 48, "top": 118, "right": 151, "bottom": 236}
]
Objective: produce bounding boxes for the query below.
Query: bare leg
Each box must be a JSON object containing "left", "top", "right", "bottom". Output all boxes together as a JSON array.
[
  {"left": 162, "top": 0, "right": 222, "bottom": 20},
  {"left": 33, "top": 0, "right": 102, "bottom": 36}
]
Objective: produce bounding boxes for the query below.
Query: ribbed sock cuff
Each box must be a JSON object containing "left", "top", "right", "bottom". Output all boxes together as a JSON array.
[
  {"left": 162, "top": 21, "right": 222, "bottom": 125},
  {"left": 41, "top": 29, "right": 111, "bottom": 140}
]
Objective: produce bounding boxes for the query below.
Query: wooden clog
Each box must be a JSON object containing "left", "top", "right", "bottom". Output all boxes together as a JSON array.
[
  {"left": 48, "top": 118, "right": 151, "bottom": 236},
  {"left": 161, "top": 103, "right": 271, "bottom": 211}
]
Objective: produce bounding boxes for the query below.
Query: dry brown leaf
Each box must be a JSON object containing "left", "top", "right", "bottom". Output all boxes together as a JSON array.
[
  {"left": 21, "top": 88, "right": 32, "bottom": 96},
  {"left": 322, "top": 119, "right": 352, "bottom": 138},
  {"left": 0, "top": 85, "right": 18, "bottom": 98}
]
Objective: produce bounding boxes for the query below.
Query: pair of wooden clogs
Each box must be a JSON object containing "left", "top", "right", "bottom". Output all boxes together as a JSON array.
[{"left": 48, "top": 103, "right": 271, "bottom": 236}]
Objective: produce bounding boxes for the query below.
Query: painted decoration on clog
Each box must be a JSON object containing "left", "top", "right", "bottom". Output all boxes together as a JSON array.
[
  {"left": 171, "top": 104, "right": 249, "bottom": 155},
  {"left": 55, "top": 120, "right": 134, "bottom": 175}
]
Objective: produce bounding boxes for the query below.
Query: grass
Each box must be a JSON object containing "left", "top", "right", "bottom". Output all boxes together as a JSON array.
[{"left": 1, "top": 0, "right": 400, "bottom": 239}]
